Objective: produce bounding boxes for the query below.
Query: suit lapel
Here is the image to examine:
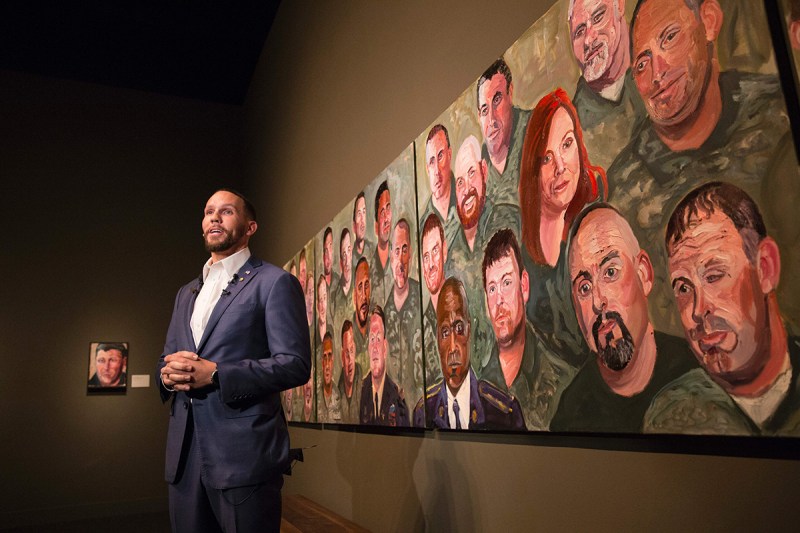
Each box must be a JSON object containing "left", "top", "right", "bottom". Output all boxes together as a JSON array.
[
  {"left": 197, "top": 257, "right": 262, "bottom": 353},
  {"left": 184, "top": 277, "right": 202, "bottom": 352}
]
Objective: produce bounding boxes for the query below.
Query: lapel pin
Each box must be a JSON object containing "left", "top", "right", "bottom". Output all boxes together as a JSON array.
[{"left": 245, "top": 270, "right": 250, "bottom": 275}]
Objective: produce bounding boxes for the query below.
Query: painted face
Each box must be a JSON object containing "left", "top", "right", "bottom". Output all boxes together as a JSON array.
[
  {"left": 299, "top": 256, "right": 308, "bottom": 291},
  {"left": 570, "top": 0, "right": 624, "bottom": 83},
  {"left": 426, "top": 130, "right": 453, "bottom": 202},
  {"left": 539, "top": 106, "right": 581, "bottom": 215},
  {"left": 422, "top": 228, "right": 445, "bottom": 296},
  {"left": 202, "top": 191, "right": 252, "bottom": 256},
  {"left": 303, "top": 378, "right": 313, "bottom": 421},
  {"left": 632, "top": 0, "right": 713, "bottom": 127},
  {"left": 95, "top": 348, "right": 125, "bottom": 387},
  {"left": 317, "top": 279, "right": 328, "bottom": 329},
  {"left": 354, "top": 196, "right": 367, "bottom": 244},
  {"left": 341, "top": 328, "right": 356, "bottom": 386},
  {"left": 478, "top": 73, "right": 514, "bottom": 161},
  {"left": 340, "top": 232, "right": 352, "bottom": 280},
  {"left": 284, "top": 387, "right": 293, "bottom": 418},
  {"left": 290, "top": 263, "right": 297, "bottom": 280},
  {"left": 569, "top": 209, "right": 651, "bottom": 371},
  {"left": 375, "top": 190, "right": 392, "bottom": 246},
  {"left": 304, "top": 277, "right": 314, "bottom": 327},
  {"left": 368, "top": 313, "right": 387, "bottom": 381},
  {"left": 454, "top": 145, "right": 487, "bottom": 231},
  {"left": 437, "top": 285, "right": 471, "bottom": 394},
  {"left": 354, "top": 261, "right": 372, "bottom": 328},
  {"left": 669, "top": 209, "right": 770, "bottom": 384},
  {"left": 485, "top": 254, "right": 528, "bottom": 349},
  {"left": 322, "top": 338, "right": 334, "bottom": 386},
  {"left": 323, "top": 232, "right": 333, "bottom": 276},
  {"left": 391, "top": 224, "right": 411, "bottom": 290}
]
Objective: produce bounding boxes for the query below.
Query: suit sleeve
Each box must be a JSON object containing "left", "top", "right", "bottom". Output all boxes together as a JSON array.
[{"left": 218, "top": 271, "right": 312, "bottom": 403}]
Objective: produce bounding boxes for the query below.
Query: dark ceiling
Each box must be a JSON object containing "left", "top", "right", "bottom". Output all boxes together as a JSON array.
[{"left": 0, "top": 0, "right": 280, "bottom": 105}]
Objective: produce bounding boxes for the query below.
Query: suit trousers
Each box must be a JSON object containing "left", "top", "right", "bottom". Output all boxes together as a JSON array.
[{"left": 168, "top": 408, "right": 284, "bottom": 533}]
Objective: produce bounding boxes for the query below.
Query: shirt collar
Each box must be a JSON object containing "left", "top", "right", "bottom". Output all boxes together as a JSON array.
[{"left": 202, "top": 247, "right": 251, "bottom": 282}]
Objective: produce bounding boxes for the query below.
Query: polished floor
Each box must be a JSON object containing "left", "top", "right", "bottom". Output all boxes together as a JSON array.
[{"left": 3, "top": 511, "right": 171, "bottom": 533}]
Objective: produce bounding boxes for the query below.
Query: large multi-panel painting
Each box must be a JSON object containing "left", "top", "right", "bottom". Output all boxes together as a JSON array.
[
  {"left": 282, "top": 239, "right": 316, "bottom": 423},
  {"left": 284, "top": 0, "right": 800, "bottom": 438}
]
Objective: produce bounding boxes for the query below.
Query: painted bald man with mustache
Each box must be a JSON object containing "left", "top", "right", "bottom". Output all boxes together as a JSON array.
[{"left": 550, "top": 203, "right": 696, "bottom": 432}]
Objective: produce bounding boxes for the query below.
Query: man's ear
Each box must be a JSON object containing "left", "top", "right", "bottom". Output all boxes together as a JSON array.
[
  {"left": 757, "top": 236, "right": 781, "bottom": 294},
  {"left": 700, "top": 0, "right": 724, "bottom": 42},
  {"left": 636, "top": 250, "right": 654, "bottom": 297},
  {"left": 246, "top": 220, "right": 258, "bottom": 237}
]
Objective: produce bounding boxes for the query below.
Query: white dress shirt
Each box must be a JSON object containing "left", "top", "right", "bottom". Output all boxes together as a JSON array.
[
  {"left": 190, "top": 247, "right": 251, "bottom": 347},
  {"left": 446, "top": 370, "right": 472, "bottom": 429}
]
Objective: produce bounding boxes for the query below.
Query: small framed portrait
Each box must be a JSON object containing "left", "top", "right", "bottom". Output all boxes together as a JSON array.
[{"left": 87, "top": 342, "right": 128, "bottom": 393}]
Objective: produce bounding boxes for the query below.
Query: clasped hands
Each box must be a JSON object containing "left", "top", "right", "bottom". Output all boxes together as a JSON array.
[{"left": 161, "top": 351, "right": 217, "bottom": 391}]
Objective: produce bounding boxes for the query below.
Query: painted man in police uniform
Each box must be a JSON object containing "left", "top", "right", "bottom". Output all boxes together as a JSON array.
[{"left": 414, "top": 277, "right": 525, "bottom": 430}]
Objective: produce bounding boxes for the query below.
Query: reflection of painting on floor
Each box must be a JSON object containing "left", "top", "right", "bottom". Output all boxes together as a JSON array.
[{"left": 283, "top": 0, "right": 800, "bottom": 438}]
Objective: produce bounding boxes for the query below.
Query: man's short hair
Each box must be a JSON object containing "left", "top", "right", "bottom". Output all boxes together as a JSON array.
[
  {"left": 356, "top": 256, "right": 369, "bottom": 273},
  {"left": 476, "top": 58, "right": 513, "bottom": 107},
  {"left": 299, "top": 248, "right": 306, "bottom": 263},
  {"left": 215, "top": 188, "right": 257, "bottom": 222},
  {"left": 370, "top": 304, "right": 386, "bottom": 331},
  {"left": 631, "top": 0, "right": 703, "bottom": 43},
  {"left": 322, "top": 331, "right": 333, "bottom": 347},
  {"left": 426, "top": 124, "right": 450, "bottom": 147},
  {"left": 341, "top": 319, "right": 354, "bottom": 344},
  {"left": 340, "top": 227, "right": 351, "bottom": 253},
  {"left": 96, "top": 342, "right": 128, "bottom": 358},
  {"left": 317, "top": 273, "right": 327, "bottom": 291},
  {"left": 289, "top": 259, "right": 296, "bottom": 272},
  {"left": 324, "top": 226, "right": 333, "bottom": 243},
  {"left": 441, "top": 277, "right": 470, "bottom": 324},
  {"left": 393, "top": 218, "right": 410, "bottom": 243},
  {"left": 481, "top": 228, "right": 524, "bottom": 289},
  {"left": 421, "top": 213, "right": 445, "bottom": 247},
  {"left": 666, "top": 181, "right": 767, "bottom": 263},
  {"left": 353, "top": 191, "right": 366, "bottom": 221},
  {"left": 374, "top": 180, "right": 390, "bottom": 217}
]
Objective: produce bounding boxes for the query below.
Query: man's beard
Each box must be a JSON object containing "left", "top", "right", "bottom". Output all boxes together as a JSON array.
[
  {"left": 457, "top": 188, "right": 485, "bottom": 230},
  {"left": 494, "top": 306, "right": 525, "bottom": 348},
  {"left": 357, "top": 302, "right": 369, "bottom": 327},
  {"left": 582, "top": 41, "right": 609, "bottom": 83},
  {"left": 592, "top": 310, "right": 634, "bottom": 371},
  {"left": 204, "top": 227, "right": 240, "bottom": 253}
]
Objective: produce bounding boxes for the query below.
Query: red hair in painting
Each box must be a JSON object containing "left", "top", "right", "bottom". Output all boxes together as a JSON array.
[{"left": 519, "top": 87, "right": 607, "bottom": 265}]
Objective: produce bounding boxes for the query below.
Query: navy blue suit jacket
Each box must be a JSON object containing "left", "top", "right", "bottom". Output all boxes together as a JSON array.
[{"left": 157, "top": 255, "right": 311, "bottom": 490}]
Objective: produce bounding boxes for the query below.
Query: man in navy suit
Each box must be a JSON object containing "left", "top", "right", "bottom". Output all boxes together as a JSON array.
[{"left": 157, "top": 189, "right": 311, "bottom": 533}]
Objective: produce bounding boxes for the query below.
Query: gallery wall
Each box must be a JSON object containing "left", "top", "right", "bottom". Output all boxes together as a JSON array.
[
  {"left": 0, "top": 69, "right": 243, "bottom": 528},
  {"left": 244, "top": 0, "right": 800, "bottom": 530}
]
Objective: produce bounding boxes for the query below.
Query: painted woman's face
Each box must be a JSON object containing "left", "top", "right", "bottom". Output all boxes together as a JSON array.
[{"left": 539, "top": 106, "right": 580, "bottom": 214}]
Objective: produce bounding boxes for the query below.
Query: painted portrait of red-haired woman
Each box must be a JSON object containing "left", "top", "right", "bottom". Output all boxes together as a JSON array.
[{"left": 519, "top": 87, "right": 607, "bottom": 267}]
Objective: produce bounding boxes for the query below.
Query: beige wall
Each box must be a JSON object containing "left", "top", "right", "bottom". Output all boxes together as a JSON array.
[
  {"left": 244, "top": 1, "right": 800, "bottom": 531},
  {"left": 0, "top": 69, "right": 243, "bottom": 528}
]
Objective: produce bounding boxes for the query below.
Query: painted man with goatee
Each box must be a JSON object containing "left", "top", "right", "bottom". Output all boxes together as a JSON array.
[{"left": 550, "top": 204, "right": 696, "bottom": 432}]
